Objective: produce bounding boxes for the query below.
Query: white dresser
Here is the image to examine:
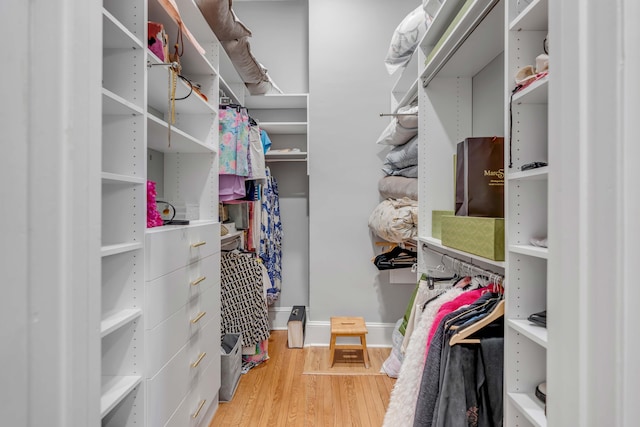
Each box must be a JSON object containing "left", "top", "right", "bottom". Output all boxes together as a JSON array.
[{"left": 145, "top": 221, "right": 221, "bottom": 427}]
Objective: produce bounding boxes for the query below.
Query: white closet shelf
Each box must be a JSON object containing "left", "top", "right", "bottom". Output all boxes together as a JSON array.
[
  {"left": 509, "top": 244, "right": 548, "bottom": 259},
  {"left": 147, "top": 114, "right": 215, "bottom": 153},
  {"left": 147, "top": 55, "right": 216, "bottom": 115},
  {"left": 219, "top": 75, "right": 243, "bottom": 105},
  {"left": 420, "top": 236, "right": 505, "bottom": 268},
  {"left": 103, "top": 9, "right": 143, "bottom": 49},
  {"left": 507, "top": 392, "right": 547, "bottom": 427},
  {"left": 391, "top": 52, "right": 420, "bottom": 105},
  {"left": 265, "top": 150, "right": 307, "bottom": 162},
  {"left": 145, "top": 219, "right": 218, "bottom": 235},
  {"left": 507, "top": 167, "right": 548, "bottom": 181},
  {"left": 507, "top": 318, "right": 548, "bottom": 348},
  {"left": 147, "top": 0, "right": 218, "bottom": 76},
  {"left": 101, "top": 308, "right": 143, "bottom": 338},
  {"left": 244, "top": 94, "right": 308, "bottom": 110},
  {"left": 101, "top": 375, "right": 142, "bottom": 418},
  {"left": 421, "top": 0, "right": 503, "bottom": 85},
  {"left": 393, "top": 79, "right": 419, "bottom": 111},
  {"left": 513, "top": 76, "right": 548, "bottom": 104},
  {"left": 509, "top": 0, "right": 548, "bottom": 31},
  {"left": 102, "top": 89, "right": 144, "bottom": 116},
  {"left": 101, "top": 242, "right": 143, "bottom": 258},
  {"left": 259, "top": 122, "right": 307, "bottom": 134},
  {"left": 102, "top": 172, "right": 146, "bottom": 185},
  {"left": 172, "top": 0, "right": 219, "bottom": 49},
  {"left": 420, "top": 0, "right": 470, "bottom": 53}
]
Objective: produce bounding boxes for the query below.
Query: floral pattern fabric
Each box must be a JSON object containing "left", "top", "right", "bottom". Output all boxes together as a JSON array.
[
  {"left": 219, "top": 106, "right": 250, "bottom": 176},
  {"left": 259, "top": 167, "right": 282, "bottom": 305}
]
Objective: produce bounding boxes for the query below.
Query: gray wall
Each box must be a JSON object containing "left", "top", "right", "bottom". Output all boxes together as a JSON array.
[
  {"left": 234, "top": 0, "right": 419, "bottom": 328},
  {"left": 233, "top": 1, "right": 311, "bottom": 311},
  {"left": 308, "top": 0, "right": 418, "bottom": 323},
  {"left": 233, "top": 0, "right": 309, "bottom": 94}
]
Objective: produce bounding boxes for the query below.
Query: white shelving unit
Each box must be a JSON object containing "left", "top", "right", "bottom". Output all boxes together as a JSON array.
[
  {"left": 417, "top": 1, "right": 549, "bottom": 424},
  {"left": 245, "top": 93, "right": 309, "bottom": 165},
  {"left": 101, "top": 0, "right": 222, "bottom": 425},
  {"left": 100, "top": 0, "right": 146, "bottom": 424},
  {"left": 504, "top": 0, "right": 549, "bottom": 425},
  {"left": 416, "top": 0, "right": 504, "bottom": 272}
]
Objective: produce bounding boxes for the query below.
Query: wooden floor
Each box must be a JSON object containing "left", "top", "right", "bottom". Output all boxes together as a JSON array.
[{"left": 209, "top": 330, "right": 396, "bottom": 427}]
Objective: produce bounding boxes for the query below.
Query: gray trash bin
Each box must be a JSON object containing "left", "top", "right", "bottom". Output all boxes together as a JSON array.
[{"left": 220, "top": 333, "right": 242, "bottom": 402}]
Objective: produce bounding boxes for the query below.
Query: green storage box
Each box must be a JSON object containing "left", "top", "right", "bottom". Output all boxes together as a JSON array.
[
  {"left": 441, "top": 216, "right": 505, "bottom": 261},
  {"left": 432, "top": 210, "right": 455, "bottom": 239}
]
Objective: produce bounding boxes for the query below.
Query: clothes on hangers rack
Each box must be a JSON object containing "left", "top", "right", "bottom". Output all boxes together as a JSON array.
[
  {"left": 413, "top": 292, "right": 504, "bottom": 427},
  {"left": 383, "top": 277, "right": 492, "bottom": 427},
  {"left": 383, "top": 285, "right": 469, "bottom": 427},
  {"left": 400, "top": 274, "right": 460, "bottom": 355},
  {"left": 383, "top": 246, "right": 505, "bottom": 427}
]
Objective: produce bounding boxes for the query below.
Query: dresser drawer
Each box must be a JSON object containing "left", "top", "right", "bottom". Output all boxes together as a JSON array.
[
  {"left": 146, "top": 285, "right": 220, "bottom": 378},
  {"left": 146, "top": 317, "right": 220, "bottom": 427},
  {"left": 164, "top": 350, "right": 222, "bottom": 427},
  {"left": 146, "top": 222, "right": 220, "bottom": 281},
  {"left": 145, "top": 252, "right": 220, "bottom": 330}
]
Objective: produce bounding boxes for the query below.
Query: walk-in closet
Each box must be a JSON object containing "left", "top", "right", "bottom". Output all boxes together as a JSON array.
[{"left": 3, "top": 0, "right": 640, "bottom": 426}]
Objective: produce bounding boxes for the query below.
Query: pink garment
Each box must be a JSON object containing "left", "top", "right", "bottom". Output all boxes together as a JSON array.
[
  {"left": 425, "top": 287, "right": 489, "bottom": 352},
  {"left": 146, "top": 181, "right": 163, "bottom": 228},
  {"left": 219, "top": 174, "right": 245, "bottom": 202}
]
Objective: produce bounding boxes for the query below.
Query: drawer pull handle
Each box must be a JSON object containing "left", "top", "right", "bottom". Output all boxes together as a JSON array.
[
  {"left": 191, "top": 311, "right": 206, "bottom": 324},
  {"left": 191, "top": 241, "right": 207, "bottom": 248},
  {"left": 191, "top": 352, "right": 207, "bottom": 368},
  {"left": 190, "top": 276, "right": 206, "bottom": 286},
  {"left": 192, "top": 399, "right": 206, "bottom": 419}
]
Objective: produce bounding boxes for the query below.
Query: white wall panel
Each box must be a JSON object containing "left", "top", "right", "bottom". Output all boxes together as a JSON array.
[{"left": 308, "top": 0, "right": 419, "bottom": 326}]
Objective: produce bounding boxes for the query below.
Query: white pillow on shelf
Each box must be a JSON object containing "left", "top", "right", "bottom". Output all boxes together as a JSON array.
[
  {"left": 385, "top": 6, "right": 432, "bottom": 75},
  {"left": 376, "top": 105, "right": 419, "bottom": 146}
]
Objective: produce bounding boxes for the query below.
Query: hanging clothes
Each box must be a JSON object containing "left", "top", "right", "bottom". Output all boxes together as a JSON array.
[
  {"left": 260, "top": 128, "right": 272, "bottom": 154},
  {"left": 413, "top": 292, "right": 504, "bottom": 427},
  {"left": 383, "top": 286, "right": 468, "bottom": 427},
  {"left": 219, "top": 105, "right": 250, "bottom": 177},
  {"left": 220, "top": 251, "right": 270, "bottom": 348},
  {"left": 259, "top": 167, "right": 283, "bottom": 305},
  {"left": 219, "top": 174, "right": 246, "bottom": 202},
  {"left": 430, "top": 336, "right": 503, "bottom": 427},
  {"left": 248, "top": 124, "right": 266, "bottom": 179}
]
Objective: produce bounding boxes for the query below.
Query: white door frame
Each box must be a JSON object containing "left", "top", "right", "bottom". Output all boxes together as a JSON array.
[{"left": 1, "top": 0, "right": 102, "bottom": 425}]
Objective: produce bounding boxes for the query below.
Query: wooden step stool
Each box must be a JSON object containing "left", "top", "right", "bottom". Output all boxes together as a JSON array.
[{"left": 329, "top": 316, "right": 370, "bottom": 368}]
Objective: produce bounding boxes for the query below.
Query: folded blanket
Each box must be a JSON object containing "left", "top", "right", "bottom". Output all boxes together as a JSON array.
[
  {"left": 368, "top": 197, "right": 418, "bottom": 243},
  {"left": 382, "top": 164, "right": 418, "bottom": 178},
  {"left": 379, "top": 176, "right": 419, "bottom": 200}
]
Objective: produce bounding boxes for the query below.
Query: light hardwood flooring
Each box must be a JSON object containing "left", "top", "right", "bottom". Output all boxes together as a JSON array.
[{"left": 209, "top": 330, "right": 396, "bottom": 427}]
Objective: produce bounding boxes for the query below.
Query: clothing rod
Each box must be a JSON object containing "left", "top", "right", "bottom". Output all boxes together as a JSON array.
[
  {"left": 379, "top": 113, "right": 418, "bottom": 117},
  {"left": 421, "top": 242, "right": 504, "bottom": 284},
  {"left": 265, "top": 158, "right": 307, "bottom": 163},
  {"left": 147, "top": 61, "right": 180, "bottom": 69}
]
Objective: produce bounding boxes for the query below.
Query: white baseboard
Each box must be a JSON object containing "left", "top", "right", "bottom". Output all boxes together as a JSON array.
[
  {"left": 268, "top": 307, "right": 395, "bottom": 347},
  {"left": 304, "top": 320, "right": 394, "bottom": 347},
  {"left": 268, "top": 306, "right": 294, "bottom": 330}
]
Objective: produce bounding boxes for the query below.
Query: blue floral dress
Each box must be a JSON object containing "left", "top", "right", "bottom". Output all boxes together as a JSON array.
[{"left": 259, "top": 167, "right": 282, "bottom": 305}]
